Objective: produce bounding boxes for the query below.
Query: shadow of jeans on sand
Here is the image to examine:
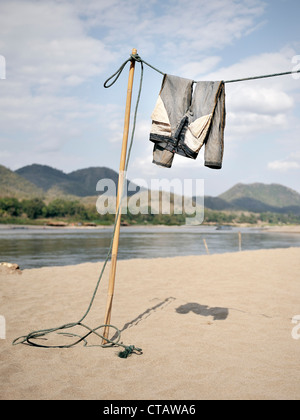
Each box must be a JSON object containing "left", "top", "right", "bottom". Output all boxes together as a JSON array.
[{"left": 176, "top": 303, "right": 229, "bottom": 320}]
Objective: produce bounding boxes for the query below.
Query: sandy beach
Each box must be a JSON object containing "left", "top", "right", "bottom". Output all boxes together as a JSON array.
[{"left": 1, "top": 248, "right": 300, "bottom": 400}]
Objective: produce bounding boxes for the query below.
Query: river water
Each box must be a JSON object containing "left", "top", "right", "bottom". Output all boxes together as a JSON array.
[{"left": 1, "top": 225, "right": 300, "bottom": 269}]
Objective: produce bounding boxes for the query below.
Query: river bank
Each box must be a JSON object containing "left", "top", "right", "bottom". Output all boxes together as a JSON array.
[{"left": 1, "top": 222, "right": 300, "bottom": 234}]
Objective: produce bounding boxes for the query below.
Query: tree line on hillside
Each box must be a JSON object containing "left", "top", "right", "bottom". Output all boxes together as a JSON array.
[
  {"left": 0, "top": 197, "right": 186, "bottom": 225},
  {"left": 0, "top": 197, "right": 98, "bottom": 221},
  {"left": 0, "top": 196, "right": 300, "bottom": 225}
]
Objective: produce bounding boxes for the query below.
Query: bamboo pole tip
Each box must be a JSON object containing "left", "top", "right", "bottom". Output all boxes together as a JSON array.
[{"left": 132, "top": 48, "right": 137, "bottom": 55}]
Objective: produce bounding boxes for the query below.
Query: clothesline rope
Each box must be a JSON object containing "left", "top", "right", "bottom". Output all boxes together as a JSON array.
[
  {"left": 224, "top": 70, "right": 300, "bottom": 84},
  {"left": 119, "top": 53, "right": 300, "bottom": 84}
]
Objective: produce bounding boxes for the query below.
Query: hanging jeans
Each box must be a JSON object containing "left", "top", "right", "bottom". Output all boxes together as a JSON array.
[{"left": 149, "top": 74, "right": 226, "bottom": 169}]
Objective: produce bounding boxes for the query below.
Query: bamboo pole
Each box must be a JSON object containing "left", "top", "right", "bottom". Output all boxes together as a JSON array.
[
  {"left": 102, "top": 49, "right": 137, "bottom": 344},
  {"left": 238, "top": 231, "right": 242, "bottom": 252}
]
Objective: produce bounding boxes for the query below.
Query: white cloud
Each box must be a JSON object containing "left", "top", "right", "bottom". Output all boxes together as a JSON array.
[
  {"left": 0, "top": 94, "right": 119, "bottom": 156},
  {"left": 0, "top": 0, "right": 115, "bottom": 92},
  {"left": 205, "top": 47, "right": 298, "bottom": 84},
  {"left": 227, "top": 111, "right": 289, "bottom": 138},
  {"left": 70, "top": 0, "right": 267, "bottom": 64},
  {"left": 268, "top": 149, "right": 300, "bottom": 173},
  {"left": 144, "top": 0, "right": 266, "bottom": 60},
  {"left": 0, "top": 0, "right": 129, "bottom": 165},
  {"left": 199, "top": 48, "right": 300, "bottom": 141},
  {"left": 177, "top": 57, "right": 222, "bottom": 80},
  {"left": 268, "top": 160, "right": 300, "bottom": 172},
  {"left": 228, "top": 86, "right": 294, "bottom": 115}
]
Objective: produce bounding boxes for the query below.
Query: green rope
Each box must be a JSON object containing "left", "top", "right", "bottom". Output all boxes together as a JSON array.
[
  {"left": 109, "top": 53, "right": 300, "bottom": 84},
  {"left": 13, "top": 54, "right": 145, "bottom": 359},
  {"left": 104, "top": 53, "right": 164, "bottom": 89},
  {"left": 224, "top": 69, "right": 300, "bottom": 84}
]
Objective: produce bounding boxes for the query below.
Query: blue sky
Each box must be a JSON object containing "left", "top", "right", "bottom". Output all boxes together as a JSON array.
[{"left": 0, "top": 0, "right": 300, "bottom": 197}]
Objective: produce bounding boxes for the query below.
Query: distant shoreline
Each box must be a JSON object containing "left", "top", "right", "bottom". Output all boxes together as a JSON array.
[
  {"left": 259, "top": 225, "right": 300, "bottom": 234},
  {"left": 1, "top": 222, "right": 300, "bottom": 234}
]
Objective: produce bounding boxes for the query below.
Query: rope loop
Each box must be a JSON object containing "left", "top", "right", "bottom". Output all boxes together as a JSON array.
[{"left": 103, "top": 58, "right": 131, "bottom": 88}]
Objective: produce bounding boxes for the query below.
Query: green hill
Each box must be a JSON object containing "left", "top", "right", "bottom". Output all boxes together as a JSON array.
[
  {"left": 219, "top": 183, "right": 300, "bottom": 208},
  {"left": 68, "top": 167, "right": 122, "bottom": 196},
  {"left": 200, "top": 183, "right": 300, "bottom": 215},
  {"left": 15, "top": 164, "right": 88, "bottom": 197},
  {"left": 0, "top": 165, "right": 44, "bottom": 198},
  {"left": 15, "top": 164, "right": 142, "bottom": 197},
  {"left": 16, "top": 164, "right": 69, "bottom": 191},
  {"left": 203, "top": 196, "right": 235, "bottom": 211}
]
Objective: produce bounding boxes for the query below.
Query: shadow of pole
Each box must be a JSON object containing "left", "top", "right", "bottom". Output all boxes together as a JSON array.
[{"left": 110, "top": 297, "right": 176, "bottom": 341}]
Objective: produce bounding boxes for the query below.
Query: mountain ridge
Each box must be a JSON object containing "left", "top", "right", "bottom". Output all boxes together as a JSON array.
[
  {"left": 203, "top": 182, "right": 300, "bottom": 215},
  {"left": 14, "top": 164, "right": 141, "bottom": 197},
  {"left": 0, "top": 165, "right": 44, "bottom": 198},
  {"left": 1, "top": 164, "right": 300, "bottom": 215},
  {"left": 219, "top": 182, "right": 300, "bottom": 208}
]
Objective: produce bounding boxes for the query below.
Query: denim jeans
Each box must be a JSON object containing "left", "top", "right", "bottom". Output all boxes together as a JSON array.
[{"left": 149, "top": 74, "right": 226, "bottom": 169}]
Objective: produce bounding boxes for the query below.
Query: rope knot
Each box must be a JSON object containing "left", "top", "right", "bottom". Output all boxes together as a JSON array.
[
  {"left": 118, "top": 345, "right": 143, "bottom": 358},
  {"left": 131, "top": 53, "right": 142, "bottom": 62}
]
